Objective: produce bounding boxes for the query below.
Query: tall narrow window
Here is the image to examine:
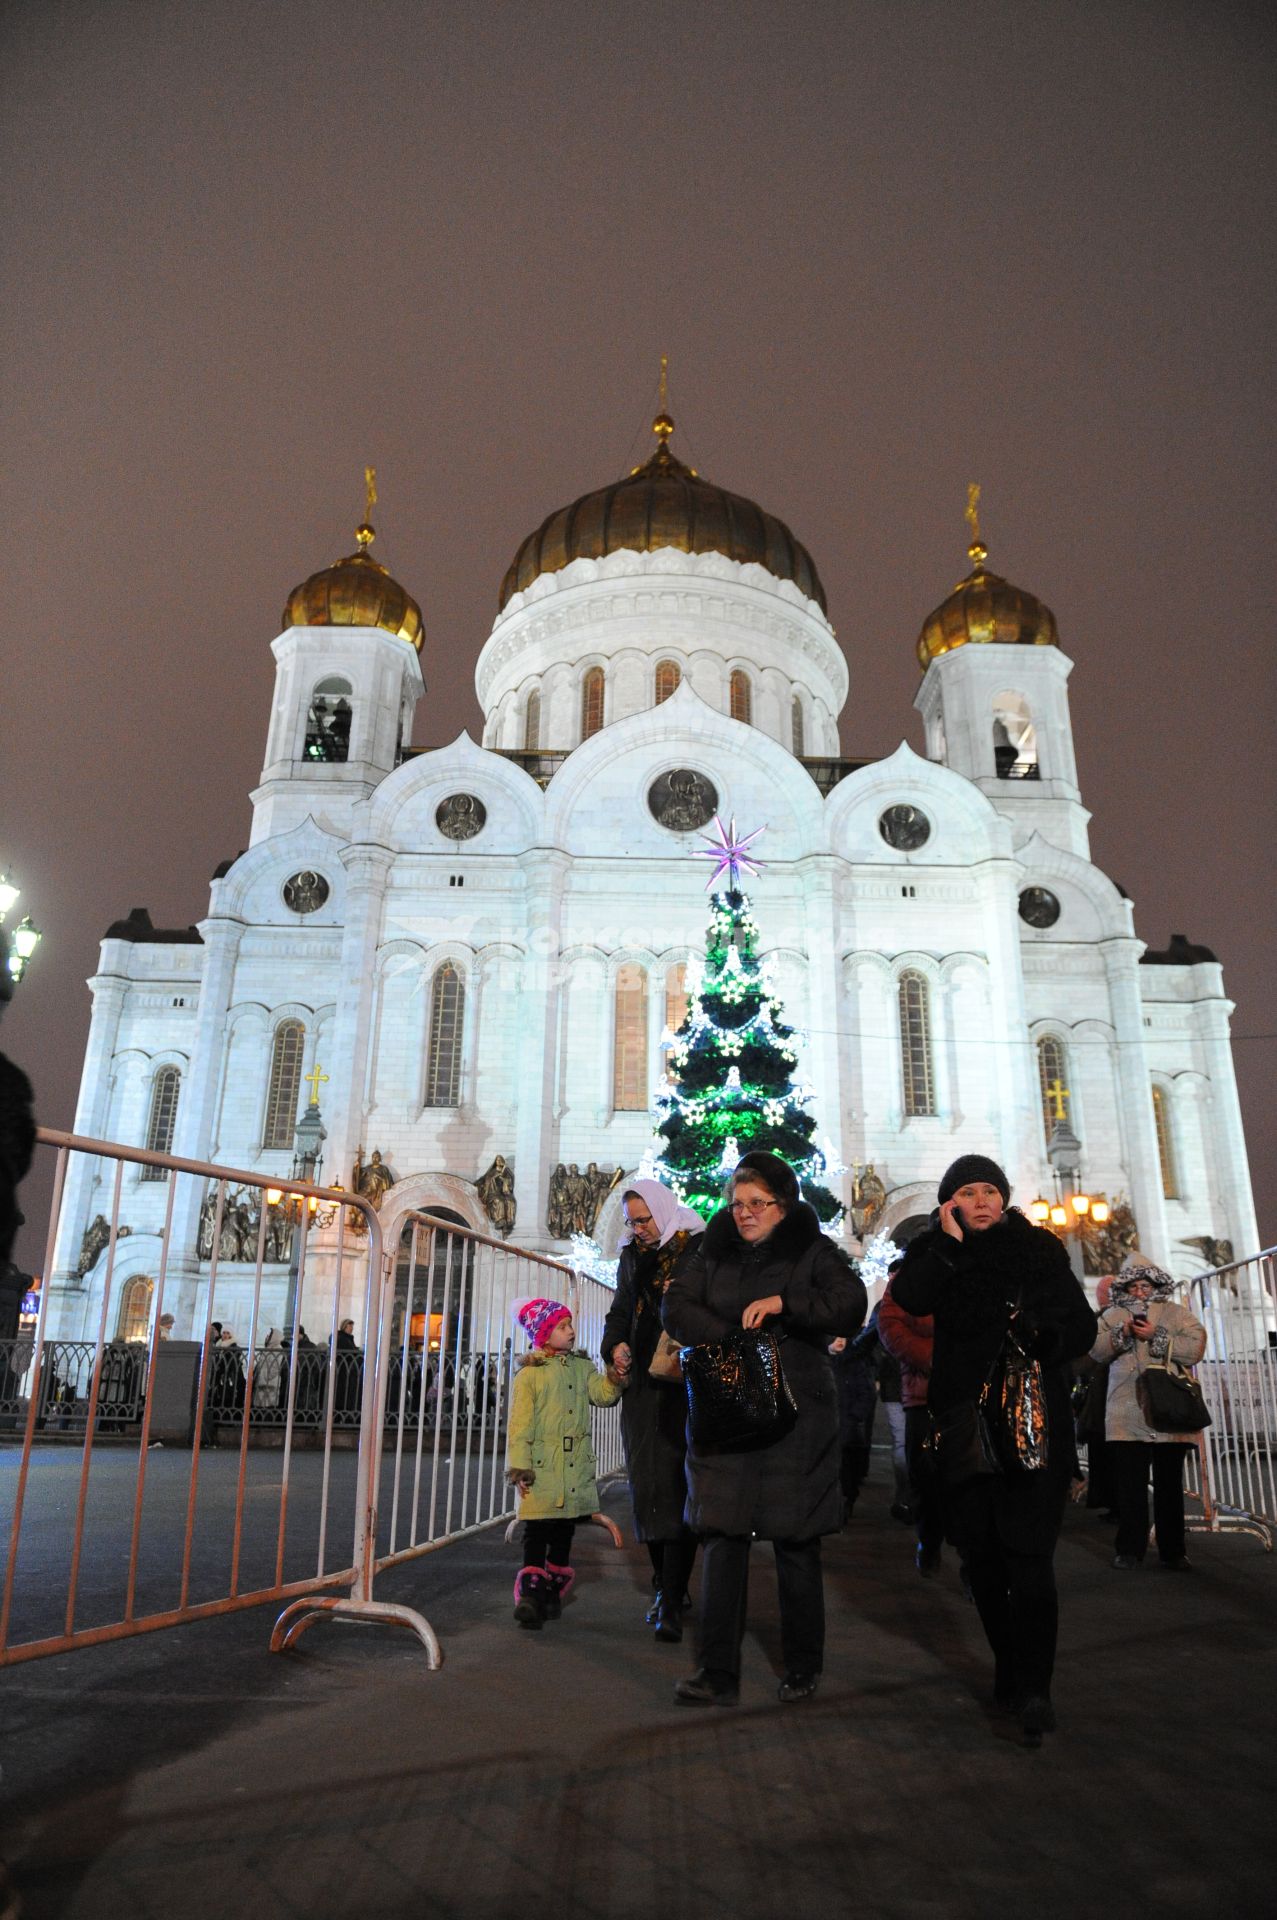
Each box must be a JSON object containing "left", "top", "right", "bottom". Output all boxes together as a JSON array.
[
  {"left": 523, "top": 687, "right": 541, "bottom": 752},
  {"left": 729, "top": 669, "right": 752, "bottom": 725},
  {"left": 655, "top": 659, "right": 681, "bottom": 705},
  {"left": 581, "top": 666, "right": 605, "bottom": 740},
  {"left": 898, "top": 972, "right": 935, "bottom": 1117},
  {"left": 263, "top": 1021, "right": 305, "bottom": 1149},
  {"left": 791, "top": 694, "right": 805, "bottom": 757},
  {"left": 613, "top": 964, "right": 649, "bottom": 1110},
  {"left": 305, "top": 675, "right": 354, "bottom": 763},
  {"left": 992, "top": 691, "right": 1039, "bottom": 780},
  {"left": 1152, "top": 1083, "right": 1179, "bottom": 1198},
  {"left": 117, "top": 1276, "right": 153, "bottom": 1341},
  {"left": 424, "top": 963, "right": 465, "bottom": 1107},
  {"left": 142, "top": 1065, "right": 181, "bottom": 1179},
  {"left": 663, "top": 962, "right": 688, "bottom": 1082},
  {"left": 1037, "top": 1036, "right": 1071, "bottom": 1139}
]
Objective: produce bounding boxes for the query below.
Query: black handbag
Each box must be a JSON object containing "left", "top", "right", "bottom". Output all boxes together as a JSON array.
[
  {"left": 1137, "top": 1357, "right": 1212, "bottom": 1433},
  {"left": 921, "top": 1398, "right": 1001, "bottom": 1486},
  {"left": 682, "top": 1327, "right": 798, "bottom": 1450}
]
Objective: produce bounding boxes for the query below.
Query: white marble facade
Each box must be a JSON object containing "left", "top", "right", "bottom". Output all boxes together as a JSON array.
[{"left": 47, "top": 474, "right": 1259, "bottom": 1340}]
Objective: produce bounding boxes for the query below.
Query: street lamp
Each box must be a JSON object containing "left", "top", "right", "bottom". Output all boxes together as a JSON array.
[
  {"left": 0, "top": 867, "right": 42, "bottom": 996},
  {"left": 1039, "top": 1120, "right": 1089, "bottom": 1281},
  {"left": 268, "top": 1097, "right": 329, "bottom": 1337}
]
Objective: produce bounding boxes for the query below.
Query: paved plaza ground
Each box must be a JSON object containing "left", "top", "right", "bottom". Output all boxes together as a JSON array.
[{"left": 2, "top": 1448, "right": 1274, "bottom": 1920}]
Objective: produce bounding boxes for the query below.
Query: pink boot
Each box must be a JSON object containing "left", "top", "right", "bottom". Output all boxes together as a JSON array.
[
  {"left": 513, "top": 1566, "right": 550, "bottom": 1629},
  {"left": 543, "top": 1562, "right": 576, "bottom": 1620}
]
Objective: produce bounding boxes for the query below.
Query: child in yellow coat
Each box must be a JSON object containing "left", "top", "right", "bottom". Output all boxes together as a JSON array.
[{"left": 506, "top": 1296, "right": 622, "bottom": 1628}]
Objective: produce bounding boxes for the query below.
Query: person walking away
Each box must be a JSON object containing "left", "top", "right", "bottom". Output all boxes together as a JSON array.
[
  {"left": 1091, "top": 1255, "right": 1206, "bottom": 1571},
  {"left": 601, "top": 1180, "right": 705, "bottom": 1641},
  {"left": 663, "top": 1151, "right": 866, "bottom": 1706},
  {"left": 878, "top": 1267, "right": 946, "bottom": 1575},
  {"left": 506, "top": 1297, "right": 622, "bottom": 1628},
  {"left": 826, "top": 1324, "right": 878, "bottom": 1523},
  {"left": 891, "top": 1155, "right": 1096, "bottom": 1747}
]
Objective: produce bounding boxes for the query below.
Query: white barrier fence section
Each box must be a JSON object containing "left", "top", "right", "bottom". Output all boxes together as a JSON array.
[
  {"left": 0, "top": 1128, "right": 381, "bottom": 1666},
  {"left": 1188, "top": 1246, "right": 1277, "bottom": 1548},
  {"left": 272, "top": 1209, "right": 623, "bottom": 1655}
]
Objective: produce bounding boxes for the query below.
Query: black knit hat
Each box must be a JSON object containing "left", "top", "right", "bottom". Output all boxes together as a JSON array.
[
  {"left": 732, "top": 1151, "right": 801, "bottom": 1210},
  {"left": 937, "top": 1154, "right": 1011, "bottom": 1206}
]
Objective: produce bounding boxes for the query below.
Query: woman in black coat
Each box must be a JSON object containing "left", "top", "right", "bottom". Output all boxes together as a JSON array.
[
  {"left": 601, "top": 1179, "right": 705, "bottom": 1642},
  {"left": 891, "top": 1155, "right": 1097, "bottom": 1747},
  {"left": 662, "top": 1151, "right": 866, "bottom": 1707}
]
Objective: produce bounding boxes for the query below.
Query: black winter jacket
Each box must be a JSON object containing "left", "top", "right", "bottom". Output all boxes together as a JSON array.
[{"left": 662, "top": 1202, "right": 866, "bottom": 1539}]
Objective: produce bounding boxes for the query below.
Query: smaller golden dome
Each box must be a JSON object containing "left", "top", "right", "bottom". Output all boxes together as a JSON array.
[
  {"left": 916, "top": 491, "right": 1058, "bottom": 668},
  {"left": 283, "top": 502, "right": 423, "bottom": 652}
]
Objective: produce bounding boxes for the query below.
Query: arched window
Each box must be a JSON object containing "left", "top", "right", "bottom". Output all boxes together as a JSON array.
[
  {"left": 729, "top": 669, "right": 752, "bottom": 725},
  {"left": 141, "top": 1065, "right": 181, "bottom": 1180},
  {"left": 663, "top": 962, "right": 689, "bottom": 1083},
  {"left": 1152, "top": 1083, "right": 1179, "bottom": 1198},
  {"left": 898, "top": 972, "right": 935, "bottom": 1117},
  {"left": 613, "top": 964, "right": 649, "bottom": 1111},
  {"left": 1037, "top": 1036, "right": 1071, "bottom": 1140},
  {"left": 424, "top": 963, "right": 465, "bottom": 1107},
  {"left": 791, "top": 694, "right": 805, "bottom": 758},
  {"left": 263, "top": 1021, "right": 306, "bottom": 1149},
  {"left": 116, "top": 1276, "right": 153, "bottom": 1342},
  {"left": 580, "top": 666, "right": 605, "bottom": 741},
  {"left": 305, "top": 675, "right": 354, "bottom": 764},
  {"left": 655, "top": 660, "right": 681, "bottom": 705},
  {"left": 523, "top": 687, "right": 541, "bottom": 752},
  {"left": 992, "top": 691, "right": 1039, "bottom": 780}
]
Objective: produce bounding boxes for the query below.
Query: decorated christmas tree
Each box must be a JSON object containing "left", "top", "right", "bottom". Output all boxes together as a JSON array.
[{"left": 652, "top": 818, "right": 843, "bottom": 1224}]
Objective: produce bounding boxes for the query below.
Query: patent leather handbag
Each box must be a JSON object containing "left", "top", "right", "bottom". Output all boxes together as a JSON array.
[{"left": 682, "top": 1328, "right": 798, "bottom": 1450}]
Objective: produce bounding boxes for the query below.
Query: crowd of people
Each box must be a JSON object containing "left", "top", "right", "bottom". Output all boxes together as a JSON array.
[{"left": 504, "top": 1149, "right": 1208, "bottom": 1750}]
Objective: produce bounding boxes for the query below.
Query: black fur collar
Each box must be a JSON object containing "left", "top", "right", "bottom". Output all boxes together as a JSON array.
[{"left": 704, "top": 1199, "right": 823, "bottom": 1260}]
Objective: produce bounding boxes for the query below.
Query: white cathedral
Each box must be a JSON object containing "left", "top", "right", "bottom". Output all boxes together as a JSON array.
[{"left": 48, "top": 409, "right": 1258, "bottom": 1340}]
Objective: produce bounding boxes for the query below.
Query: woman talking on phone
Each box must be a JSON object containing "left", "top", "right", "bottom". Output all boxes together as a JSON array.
[{"left": 892, "top": 1155, "right": 1096, "bottom": 1747}]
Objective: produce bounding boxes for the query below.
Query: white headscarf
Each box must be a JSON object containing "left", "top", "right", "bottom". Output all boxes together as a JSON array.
[{"left": 615, "top": 1178, "right": 704, "bottom": 1249}]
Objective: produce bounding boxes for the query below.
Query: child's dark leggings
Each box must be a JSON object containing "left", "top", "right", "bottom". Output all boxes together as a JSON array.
[{"left": 524, "top": 1519, "right": 575, "bottom": 1567}]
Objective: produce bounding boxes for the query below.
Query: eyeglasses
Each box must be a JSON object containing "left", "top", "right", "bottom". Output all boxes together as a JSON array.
[{"left": 731, "top": 1199, "right": 779, "bottom": 1218}]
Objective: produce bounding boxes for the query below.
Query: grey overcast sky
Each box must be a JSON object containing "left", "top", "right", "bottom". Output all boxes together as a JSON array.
[{"left": 2, "top": 0, "right": 1273, "bottom": 1258}]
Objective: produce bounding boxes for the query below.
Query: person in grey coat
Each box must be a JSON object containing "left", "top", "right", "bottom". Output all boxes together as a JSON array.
[
  {"left": 662, "top": 1151, "right": 866, "bottom": 1707},
  {"left": 1091, "top": 1254, "right": 1206, "bottom": 1570}
]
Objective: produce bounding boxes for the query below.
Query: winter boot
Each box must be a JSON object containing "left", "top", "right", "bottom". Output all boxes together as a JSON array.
[
  {"left": 513, "top": 1567, "right": 550, "bottom": 1629},
  {"left": 652, "top": 1590, "right": 683, "bottom": 1643},
  {"left": 543, "top": 1563, "right": 576, "bottom": 1621}
]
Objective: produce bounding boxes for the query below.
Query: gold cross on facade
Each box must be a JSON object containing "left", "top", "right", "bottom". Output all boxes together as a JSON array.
[
  {"left": 1046, "top": 1077, "right": 1069, "bottom": 1122},
  {"left": 304, "top": 1062, "right": 328, "bottom": 1104}
]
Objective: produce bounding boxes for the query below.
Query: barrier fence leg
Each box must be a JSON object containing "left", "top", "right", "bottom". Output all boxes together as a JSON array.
[{"left": 270, "top": 1225, "right": 442, "bottom": 1664}]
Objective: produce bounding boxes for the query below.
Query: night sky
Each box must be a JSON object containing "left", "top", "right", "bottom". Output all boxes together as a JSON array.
[{"left": 3, "top": 0, "right": 1273, "bottom": 1262}]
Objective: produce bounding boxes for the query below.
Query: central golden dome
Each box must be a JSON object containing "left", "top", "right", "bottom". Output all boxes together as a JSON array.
[{"left": 498, "top": 416, "right": 826, "bottom": 613}]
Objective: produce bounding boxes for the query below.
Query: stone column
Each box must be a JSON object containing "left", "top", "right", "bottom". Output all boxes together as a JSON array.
[
  {"left": 512, "top": 852, "right": 569, "bottom": 1249},
  {"left": 1101, "top": 937, "right": 1170, "bottom": 1264},
  {"left": 47, "top": 971, "right": 130, "bottom": 1319},
  {"left": 164, "top": 916, "right": 246, "bottom": 1334},
  {"left": 1192, "top": 984, "right": 1260, "bottom": 1259},
  {"left": 976, "top": 860, "right": 1040, "bottom": 1196},
  {"left": 798, "top": 858, "right": 844, "bottom": 1189},
  {"left": 326, "top": 845, "right": 395, "bottom": 1184}
]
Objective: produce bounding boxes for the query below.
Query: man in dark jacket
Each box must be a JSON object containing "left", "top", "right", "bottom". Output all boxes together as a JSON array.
[{"left": 892, "top": 1154, "right": 1096, "bottom": 1747}]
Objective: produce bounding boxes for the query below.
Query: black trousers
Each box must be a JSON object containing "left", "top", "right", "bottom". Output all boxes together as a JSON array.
[
  {"left": 697, "top": 1531, "right": 825, "bottom": 1681},
  {"left": 646, "top": 1529, "right": 699, "bottom": 1599},
  {"left": 523, "top": 1519, "right": 575, "bottom": 1567},
  {"left": 947, "top": 1477, "right": 1067, "bottom": 1701},
  {"left": 903, "top": 1406, "right": 945, "bottom": 1553},
  {"left": 1111, "top": 1442, "right": 1190, "bottom": 1562}
]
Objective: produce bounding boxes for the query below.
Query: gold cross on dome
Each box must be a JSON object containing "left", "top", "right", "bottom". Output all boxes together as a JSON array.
[
  {"left": 965, "top": 482, "right": 982, "bottom": 548},
  {"left": 304, "top": 1062, "right": 329, "bottom": 1104},
  {"left": 1046, "top": 1077, "right": 1069, "bottom": 1122}
]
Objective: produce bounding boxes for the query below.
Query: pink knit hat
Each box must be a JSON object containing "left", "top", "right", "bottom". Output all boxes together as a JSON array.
[{"left": 514, "top": 1296, "right": 572, "bottom": 1349}]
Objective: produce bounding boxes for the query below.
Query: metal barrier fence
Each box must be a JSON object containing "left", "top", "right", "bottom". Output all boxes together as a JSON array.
[
  {"left": 3, "top": 1131, "right": 623, "bottom": 1669},
  {"left": 0, "top": 1128, "right": 381, "bottom": 1666},
  {"left": 1189, "top": 1246, "right": 1276, "bottom": 1549},
  {"left": 271, "top": 1207, "right": 623, "bottom": 1655}
]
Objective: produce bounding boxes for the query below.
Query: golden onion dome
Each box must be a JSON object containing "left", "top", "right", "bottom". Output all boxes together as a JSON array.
[
  {"left": 916, "top": 486, "right": 1058, "bottom": 668},
  {"left": 283, "top": 475, "right": 423, "bottom": 651},
  {"left": 498, "top": 411, "right": 826, "bottom": 613}
]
